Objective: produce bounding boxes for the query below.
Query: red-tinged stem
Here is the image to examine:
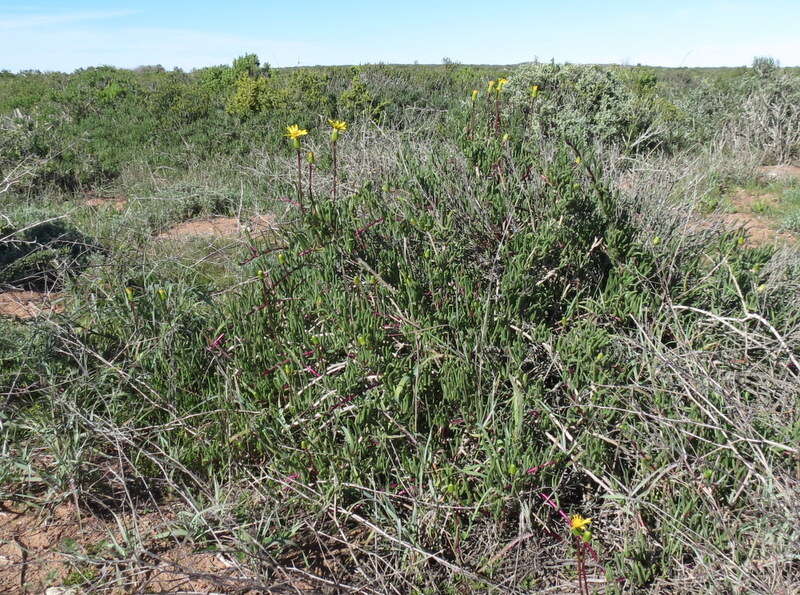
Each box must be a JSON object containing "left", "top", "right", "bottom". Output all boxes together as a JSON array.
[
  {"left": 332, "top": 141, "right": 338, "bottom": 200},
  {"left": 296, "top": 150, "right": 304, "bottom": 214}
]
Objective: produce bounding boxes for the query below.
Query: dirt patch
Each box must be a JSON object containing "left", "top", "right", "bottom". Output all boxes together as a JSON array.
[
  {"left": 157, "top": 217, "right": 240, "bottom": 240},
  {"left": 704, "top": 189, "right": 796, "bottom": 247},
  {"left": 157, "top": 215, "right": 277, "bottom": 240},
  {"left": 0, "top": 291, "right": 64, "bottom": 319},
  {"left": 83, "top": 193, "right": 127, "bottom": 211},
  {"left": 758, "top": 164, "right": 800, "bottom": 181},
  {"left": 248, "top": 214, "right": 278, "bottom": 236},
  {"left": 0, "top": 501, "right": 262, "bottom": 593}
]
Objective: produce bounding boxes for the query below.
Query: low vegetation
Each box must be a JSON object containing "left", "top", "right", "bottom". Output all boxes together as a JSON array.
[{"left": 1, "top": 56, "right": 799, "bottom": 593}]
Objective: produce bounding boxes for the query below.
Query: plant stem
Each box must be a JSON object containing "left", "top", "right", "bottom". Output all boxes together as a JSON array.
[
  {"left": 296, "top": 150, "right": 304, "bottom": 213},
  {"left": 332, "top": 141, "right": 338, "bottom": 200},
  {"left": 308, "top": 162, "right": 313, "bottom": 201},
  {"left": 468, "top": 102, "right": 475, "bottom": 139},
  {"left": 576, "top": 539, "right": 590, "bottom": 595},
  {"left": 495, "top": 93, "right": 501, "bottom": 134}
]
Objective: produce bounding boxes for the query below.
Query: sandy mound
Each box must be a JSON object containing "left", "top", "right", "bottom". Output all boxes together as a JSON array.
[
  {"left": 758, "top": 164, "right": 800, "bottom": 181},
  {"left": 0, "top": 291, "right": 63, "bottom": 319},
  {"left": 157, "top": 217, "right": 240, "bottom": 239},
  {"left": 83, "top": 193, "right": 127, "bottom": 211},
  {"left": 157, "top": 214, "right": 277, "bottom": 240}
]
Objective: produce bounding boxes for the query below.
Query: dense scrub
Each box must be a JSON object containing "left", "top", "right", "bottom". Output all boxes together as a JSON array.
[{"left": 1, "top": 57, "right": 799, "bottom": 593}]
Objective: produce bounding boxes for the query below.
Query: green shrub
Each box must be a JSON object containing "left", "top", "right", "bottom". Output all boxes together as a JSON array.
[{"left": 505, "top": 63, "right": 667, "bottom": 151}]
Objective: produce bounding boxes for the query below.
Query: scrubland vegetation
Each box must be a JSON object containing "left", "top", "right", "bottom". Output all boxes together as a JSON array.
[{"left": 1, "top": 55, "right": 799, "bottom": 593}]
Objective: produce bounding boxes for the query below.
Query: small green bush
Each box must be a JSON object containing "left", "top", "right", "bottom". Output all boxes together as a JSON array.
[{"left": 505, "top": 63, "right": 668, "bottom": 151}]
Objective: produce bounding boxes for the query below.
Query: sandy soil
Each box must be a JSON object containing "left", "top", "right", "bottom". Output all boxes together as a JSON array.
[
  {"left": 84, "top": 193, "right": 127, "bottom": 211},
  {"left": 157, "top": 215, "right": 276, "bottom": 240},
  {"left": 0, "top": 291, "right": 64, "bottom": 320},
  {"left": 0, "top": 501, "right": 267, "bottom": 593},
  {"left": 758, "top": 164, "right": 800, "bottom": 181},
  {"left": 706, "top": 188, "right": 796, "bottom": 247}
]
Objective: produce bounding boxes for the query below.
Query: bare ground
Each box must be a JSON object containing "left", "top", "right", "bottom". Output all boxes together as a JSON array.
[
  {"left": 83, "top": 193, "right": 127, "bottom": 211},
  {"left": 758, "top": 163, "right": 800, "bottom": 181},
  {"left": 0, "top": 291, "right": 64, "bottom": 320},
  {"left": 157, "top": 215, "right": 276, "bottom": 241},
  {"left": 0, "top": 501, "right": 281, "bottom": 593},
  {"left": 708, "top": 188, "right": 796, "bottom": 246}
]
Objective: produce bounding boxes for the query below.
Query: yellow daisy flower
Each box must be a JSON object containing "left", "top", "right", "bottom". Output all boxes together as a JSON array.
[
  {"left": 570, "top": 514, "right": 591, "bottom": 531},
  {"left": 328, "top": 119, "right": 348, "bottom": 132},
  {"left": 285, "top": 125, "right": 308, "bottom": 140}
]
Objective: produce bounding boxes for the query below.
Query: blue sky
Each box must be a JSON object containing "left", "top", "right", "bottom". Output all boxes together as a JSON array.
[{"left": 2, "top": 1, "right": 799, "bottom": 72}]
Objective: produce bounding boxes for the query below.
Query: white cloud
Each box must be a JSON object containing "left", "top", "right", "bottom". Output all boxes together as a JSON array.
[{"left": 0, "top": 9, "right": 139, "bottom": 31}]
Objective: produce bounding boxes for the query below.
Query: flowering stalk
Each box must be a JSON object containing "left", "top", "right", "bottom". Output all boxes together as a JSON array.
[
  {"left": 570, "top": 515, "right": 593, "bottom": 595},
  {"left": 486, "top": 80, "right": 496, "bottom": 134},
  {"left": 527, "top": 84, "right": 540, "bottom": 127},
  {"left": 494, "top": 77, "right": 508, "bottom": 134},
  {"left": 285, "top": 125, "right": 308, "bottom": 213},
  {"left": 468, "top": 89, "right": 478, "bottom": 139},
  {"left": 328, "top": 119, "right": 347, "bottom": 200},
  {"left": 297, "top": 150, "right": 302, "bottom": 208}
]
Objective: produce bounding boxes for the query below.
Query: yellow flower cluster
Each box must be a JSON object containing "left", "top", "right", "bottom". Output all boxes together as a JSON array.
[
  {"left": 488, "top": 78, "right": 509, "bottom": 95},
  {"left": 284, "top": 120, "right": 349, "bottom": 148}
]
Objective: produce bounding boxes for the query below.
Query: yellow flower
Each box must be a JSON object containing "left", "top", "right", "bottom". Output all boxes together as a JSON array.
[
  {"left": 497, "top": 77, "right": 509, "bottom": 91},
  {"left": 307, "top": 151, "right": 316, "bottom": 164},
  {"left": 328, "top": 119, "right": 348, "bottom": 132},
  {"left": 570, "top": 514, "right": 591, "bottom": 531},
  {"left": 530, "top": 84, "right": 540, "bottom": 98},
  {"left": 285, "top": 125, "right": 308, "bottom": 140},
  {"left": 471, "top": 89, "right": 479, "bottom": 102},
  {"left": 488, "top": 80, "right": 496, "bottom": 91}
]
